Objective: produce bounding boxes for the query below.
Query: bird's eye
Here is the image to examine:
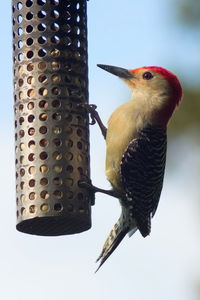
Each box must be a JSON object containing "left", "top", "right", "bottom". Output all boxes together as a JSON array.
[{"left": 142, "top": 72, "right": 153, "bottom": 80}]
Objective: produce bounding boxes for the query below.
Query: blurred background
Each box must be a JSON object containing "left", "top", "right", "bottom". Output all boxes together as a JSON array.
[{"left": 0, "top": 0, "right": 199, "bottom": 299}]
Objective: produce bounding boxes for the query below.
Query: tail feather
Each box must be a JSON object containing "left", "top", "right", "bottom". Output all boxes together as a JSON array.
[
  {"left": 95, "top": 218, "right": 129, "bottom": 273},
  {"left": 136, "top": 215, "right": 151, "bottom": 237},
  {"left": 128, "top": 226, "right": 137, "bottom": 237}
]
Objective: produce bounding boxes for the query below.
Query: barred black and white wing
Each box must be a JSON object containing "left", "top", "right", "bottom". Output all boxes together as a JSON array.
[{"left": 120, "top": 125, "right": 167, "bottom": 237}]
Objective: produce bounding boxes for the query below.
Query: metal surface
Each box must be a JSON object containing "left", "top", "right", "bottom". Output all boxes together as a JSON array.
[{"left": 12, "top": 0, "right": 94, "bottom": 236}]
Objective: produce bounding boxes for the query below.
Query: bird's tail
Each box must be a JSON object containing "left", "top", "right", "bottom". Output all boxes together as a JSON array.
[{"left": 95, "top": 214, "right": 129, "bottom": 273}]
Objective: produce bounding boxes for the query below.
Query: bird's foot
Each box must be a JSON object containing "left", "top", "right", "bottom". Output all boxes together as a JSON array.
[
  {"left": 78, "top": 103, "right": 98, "bottom": 125},
  {"left": 79, "top": 181, "right": 120, "bottom": 199},
  {"left": 78, "top": 103, "right": 107, "bottom": 139}
]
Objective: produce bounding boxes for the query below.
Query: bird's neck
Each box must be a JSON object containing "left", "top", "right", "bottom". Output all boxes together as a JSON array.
[{"left": 129, "top": 91, "right": 175, "bottom": 130}]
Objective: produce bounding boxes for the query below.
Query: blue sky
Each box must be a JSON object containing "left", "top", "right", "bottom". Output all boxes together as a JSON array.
[{"left": 0, "top": 1, "right": 200, "bottom": 300}]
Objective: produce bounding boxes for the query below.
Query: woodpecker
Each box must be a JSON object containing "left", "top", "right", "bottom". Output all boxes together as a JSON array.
[{"left": 83, "top": 64, "right": 182, "bottom": 272}]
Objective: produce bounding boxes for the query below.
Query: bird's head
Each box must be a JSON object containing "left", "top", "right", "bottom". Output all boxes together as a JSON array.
[{"left": 97, "top": 64, "right": 183, "bottom": 127}]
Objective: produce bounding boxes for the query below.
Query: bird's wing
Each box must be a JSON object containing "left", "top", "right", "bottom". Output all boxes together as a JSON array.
[{"left": 120, "top": 126, "right": 167, "bottom": 237}]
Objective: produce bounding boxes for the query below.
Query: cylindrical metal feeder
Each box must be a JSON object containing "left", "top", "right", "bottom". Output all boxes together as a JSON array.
[{"left": 12, "top": 0, "right": 94, "bottom": 236}]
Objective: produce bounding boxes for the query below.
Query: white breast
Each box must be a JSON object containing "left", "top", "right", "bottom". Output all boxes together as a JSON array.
[{"left": 105, "top": 101, "right": 141, "bottom": 191}]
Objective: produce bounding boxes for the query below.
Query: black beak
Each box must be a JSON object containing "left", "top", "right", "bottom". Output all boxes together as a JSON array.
[{"left": 97, "top": 64, "right": 134, "bottom": 79}]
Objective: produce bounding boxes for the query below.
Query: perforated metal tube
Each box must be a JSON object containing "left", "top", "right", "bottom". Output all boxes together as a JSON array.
[{"left": 13, "top": 0, "right": 94, "bottom": 236}]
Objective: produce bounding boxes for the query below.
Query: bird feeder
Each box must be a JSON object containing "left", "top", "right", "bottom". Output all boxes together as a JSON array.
[{"left": 13, "top": 0, "right": 94, "bottom": 236}]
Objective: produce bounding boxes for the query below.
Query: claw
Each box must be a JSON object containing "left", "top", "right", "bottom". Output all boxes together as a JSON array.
[
  {"left": 89, "top": 105, "right": 98, "bottom": 126},
  {"left": 79, "top": 181, "right": 95, "bottom": 191},
  {"left": 77, "top": 103, "right": 107, "bottom": 139},
  {"left": 78, "top": 103, "right": 98, "bottom": 125}
]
